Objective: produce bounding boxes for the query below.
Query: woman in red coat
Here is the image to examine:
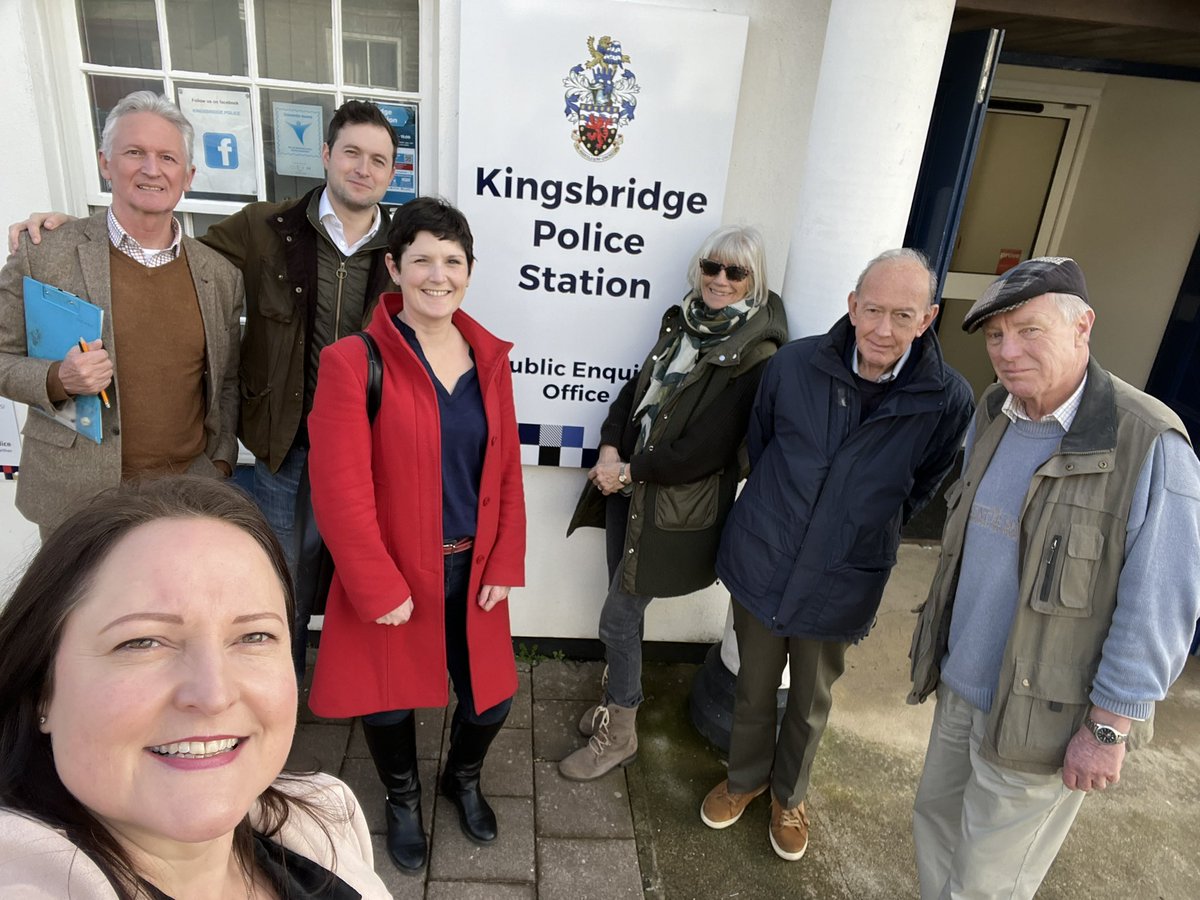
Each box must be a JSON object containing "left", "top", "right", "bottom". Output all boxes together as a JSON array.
[{"left": 306, "top": 197, "right": 526, "bottom": 874}]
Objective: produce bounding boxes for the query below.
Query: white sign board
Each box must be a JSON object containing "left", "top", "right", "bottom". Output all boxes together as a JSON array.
[
  {"left": 179, "top": 88, "right": 257, "bottom": 195},
  {"left": 272, "top": 102, "right": 325, "bottom": 179},
  {"left": 458, "top": 0, "right": 748, "bottom": 467}
]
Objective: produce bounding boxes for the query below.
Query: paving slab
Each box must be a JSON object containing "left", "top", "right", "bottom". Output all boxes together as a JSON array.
[
  {"left": 286, "top": 722, "right": 350, "bottom": 773},
  {"left": 429, "top": 795, "right": 537, "bottom": 883},
  {"left": 427, "top": 882, "right": 535, "bottom": 900},
  {"left": 507, "top": 668, "right": 533, "bottom": 729},
  {"left": 534, "top": 761, "right": 634, "bottom": 839},
  {"left": 531, "top": 699, "right": 589, "bottom": 762},
  {"left": 367, "top": 835, "right": 427, "bottom": 900},
  {"left": 536, "top": 838, "right": 643, "bottom": 900},
  {"left": 480, "top": 725, "right": 534, "bottom": 797},
  {"left": 531, "top": 659, "right": 606, "bottom": 700}
]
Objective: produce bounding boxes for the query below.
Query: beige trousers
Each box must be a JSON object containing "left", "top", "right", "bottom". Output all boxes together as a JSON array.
[{"left": 912, "top": 685, "right": 1086, "bottom": 900}]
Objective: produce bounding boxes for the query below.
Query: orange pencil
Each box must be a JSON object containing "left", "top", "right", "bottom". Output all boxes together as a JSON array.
[{"left": 77, "top": 337, "right": 112, "bottom": 409}]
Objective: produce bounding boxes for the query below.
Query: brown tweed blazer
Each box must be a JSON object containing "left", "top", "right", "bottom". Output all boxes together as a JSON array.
[{"left": 0, "top": 211, "right": 243, "bottom": 529}]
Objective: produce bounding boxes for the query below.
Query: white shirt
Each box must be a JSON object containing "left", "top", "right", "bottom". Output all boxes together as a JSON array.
[
  {"left": 318, "top": 189, "right": 382, "bottom": 257},
  {"left": 852, "top": 340, "right": 913, "bottom": 383}
]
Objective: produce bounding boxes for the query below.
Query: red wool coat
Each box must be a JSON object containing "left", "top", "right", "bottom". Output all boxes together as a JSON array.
[{"left": 306, "top": 292, "right": 526, "bottom": 718}]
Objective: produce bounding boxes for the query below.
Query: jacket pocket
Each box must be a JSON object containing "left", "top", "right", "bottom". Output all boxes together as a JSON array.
[
  {"left": 1030, "top": 523, "right": 1101, "bottom": 617},
  {"left": 994, "top": 656, "right": 1090, "bottom": 763},
  {"left": 257, "top": 259, "right": 297, "bottom": 324},
  {"left": 654, "top": 471, "right": 720, "bottom": 532},
  {"left": 22, "top": 410, "right": 79, "bottom": 448}
]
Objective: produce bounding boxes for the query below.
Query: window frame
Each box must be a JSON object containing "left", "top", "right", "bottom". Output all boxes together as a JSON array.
[{"left": 49, "top": 0, "right": 433, "bottom": 234}]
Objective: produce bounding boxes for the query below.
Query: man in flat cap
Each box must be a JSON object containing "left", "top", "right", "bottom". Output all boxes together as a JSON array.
[{"left": 909, "top": 256, "right": 1200, "bottom": 899}]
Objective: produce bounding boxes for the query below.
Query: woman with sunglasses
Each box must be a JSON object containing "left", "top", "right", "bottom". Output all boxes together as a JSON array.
[{"left": 559, "top": 225, "right": 788, "bottom": 781}]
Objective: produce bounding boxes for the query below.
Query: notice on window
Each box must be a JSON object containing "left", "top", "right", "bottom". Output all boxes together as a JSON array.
[
  {"left": 273, "top": 102, "right": 325, "bottom": 179},
  {"left": 179, "top": 88, "right": 258, "bottom": 195},
  {"left": 0, "top": 398, "right": 21, "bottom": 471},
  {"left": 374, "top": 102, "right": 418, "bottom": 206}
]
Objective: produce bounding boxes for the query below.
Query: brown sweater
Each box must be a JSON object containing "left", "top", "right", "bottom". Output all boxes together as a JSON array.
[{"left": 109, "top": 245, "right": 207, "bottom": 477}]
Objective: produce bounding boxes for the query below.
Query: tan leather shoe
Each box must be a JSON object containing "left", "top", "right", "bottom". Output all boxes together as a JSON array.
[
  {"left": 769, "top": 797, "right": 809, "bottom": 861},
  {"left": 700, "top": 779, "right": 768, "bottom": 829}
]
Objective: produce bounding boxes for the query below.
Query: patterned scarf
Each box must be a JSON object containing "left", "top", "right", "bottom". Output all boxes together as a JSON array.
[{"left": 633, "top": 292, "right": 761, "bottom": 452}]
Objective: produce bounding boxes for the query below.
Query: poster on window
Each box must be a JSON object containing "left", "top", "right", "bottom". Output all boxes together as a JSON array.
[
  {"left": 272, "top": 102, "right": 325, "bottom": 179},
  {"left": 0, "top": 398, "right": 21, "bottom": 474},
  {"left": 178, "top": 88, "right": 258, "bottom": 195},
  {"left": 374, "top": 101, "right": 418, "bottom": 206},
  {"left": 457, "top": 0, "right": 748, "bottom": 467}
]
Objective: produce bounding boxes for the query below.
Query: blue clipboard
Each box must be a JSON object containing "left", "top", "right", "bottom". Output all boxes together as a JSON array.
[{"left": 23, "top": 276, "right": 105, "bottom": 444}]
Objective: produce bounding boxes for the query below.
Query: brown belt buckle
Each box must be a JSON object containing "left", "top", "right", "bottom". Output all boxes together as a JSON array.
[{"left": 442, "top": 537, "right": 474, "bottom": 555}]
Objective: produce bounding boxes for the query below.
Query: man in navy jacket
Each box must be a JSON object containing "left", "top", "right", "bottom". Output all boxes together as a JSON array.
[{"left": 699, "top": 248, "right": 974, "bottom": 862}]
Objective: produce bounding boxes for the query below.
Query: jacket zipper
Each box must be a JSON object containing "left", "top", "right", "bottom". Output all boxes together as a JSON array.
[
  {"left": 1039, "top": 534, "right": 1062, "bottom": 604},
  {"left": 333, "top": 260, "right": 347, "bottom": 340}
]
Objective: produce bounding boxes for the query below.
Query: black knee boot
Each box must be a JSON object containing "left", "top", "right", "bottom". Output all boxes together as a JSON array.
[
  {"left": 361, "top": 716, "right": 427, "bottom": 872},
  {"left": 440, "top": 710, "right": 507, "bottom": 843}
]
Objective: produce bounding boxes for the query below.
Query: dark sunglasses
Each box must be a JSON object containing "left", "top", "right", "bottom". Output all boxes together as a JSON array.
[{"left": 699, "top": 259, "right": 751, "bottom": 282}]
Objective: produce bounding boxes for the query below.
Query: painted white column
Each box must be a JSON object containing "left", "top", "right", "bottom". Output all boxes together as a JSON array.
[
  {"left": 720, "top": 0, "right": 954, "bottom": 677},
  {"left": 780, "top": 0, "right": 956, "bottom": 339}
]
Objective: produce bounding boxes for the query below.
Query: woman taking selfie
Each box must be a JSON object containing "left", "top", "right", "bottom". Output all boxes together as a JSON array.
[{"left": 0, "top": 476, "right": 388, "bottom": 899}]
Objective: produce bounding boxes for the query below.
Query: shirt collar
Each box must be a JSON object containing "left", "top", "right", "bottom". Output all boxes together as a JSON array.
[
  {"left": 852, "top": 341, "right": 913, "bottom": 383},
  {"left": 318, "top": 188, "right": 382, "bottom": 257},
  {"left": 1002, "top": 374, "right": 1088, "bottom": 430},
  {"left": 106, "top": 208, "right": 182, "bottom": 267}
]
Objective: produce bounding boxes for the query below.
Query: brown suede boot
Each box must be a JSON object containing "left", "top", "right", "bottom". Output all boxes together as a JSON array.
[{"left": 558, "top": 702, "right": 637, "bottom": 781}]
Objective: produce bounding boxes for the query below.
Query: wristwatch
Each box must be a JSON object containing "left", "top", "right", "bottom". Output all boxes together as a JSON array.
[
  {"left": 617, "top": 463, "right": 628, "bottom": 485},
  {"left": 1084, "top": 717, "right": 1128, "bottom": 745}
]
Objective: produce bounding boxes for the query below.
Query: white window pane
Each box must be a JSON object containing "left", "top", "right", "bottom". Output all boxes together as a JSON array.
[
  {"left": 260, "top": 88, "right": 337, "bottom": 202},
  {"left": 343, "top": 0, "right": 418, "bottom": 92},
  {"left": 165, "top": 0, "right": 248, "bottom": 76},
  {"left": 255, "top": 0, "right": 333, "bottom": 84},
  {"left": 77, "top": 0, "right": 161, "bottom": 69},
  {"left": 87, "top": 74, "right": 166, "bottom": 182}
]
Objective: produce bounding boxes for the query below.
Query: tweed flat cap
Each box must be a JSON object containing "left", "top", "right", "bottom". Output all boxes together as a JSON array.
[{"left": 962, "top": 256, "right": 1089, "bottom": 332}]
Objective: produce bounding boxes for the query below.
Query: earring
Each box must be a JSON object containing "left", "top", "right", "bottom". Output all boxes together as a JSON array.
[{"left": 38, "top": 716, "right": 46, "bottom": 725}]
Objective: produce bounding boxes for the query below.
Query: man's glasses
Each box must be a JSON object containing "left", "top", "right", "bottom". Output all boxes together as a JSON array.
[{"left": 699, "top": 259, "right": 751, "bottom": 282}]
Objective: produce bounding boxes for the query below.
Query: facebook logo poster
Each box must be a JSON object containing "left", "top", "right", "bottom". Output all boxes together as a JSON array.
[
  {"left": 178, "top": 87, "right": 257, "bottom": 195},
  {"left": 203, "top": 133, "right": 239, "bottom": 169}
]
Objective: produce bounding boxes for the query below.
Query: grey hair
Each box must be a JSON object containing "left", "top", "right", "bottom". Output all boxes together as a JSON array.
[
  {"left": 1046, "top": 292, "right": 1091, "bottom": 323},
  {"left": 854, "top": 248, "right": 938, "bottom": 308},
  {"left": 688, "top": 225, "right": 769, "bottom": 307},
  {"left": 99, "top": 91, "right": 194, "bottom": 163}
]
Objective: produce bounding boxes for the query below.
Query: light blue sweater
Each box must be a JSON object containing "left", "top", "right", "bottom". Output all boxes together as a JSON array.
[{"left": 943, "top": 421, "right": 1200, "bottom": 720}]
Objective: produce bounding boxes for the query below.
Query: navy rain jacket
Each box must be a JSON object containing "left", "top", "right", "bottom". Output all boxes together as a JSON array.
[{"left": 716, "top": 315, "right": 974, "bottom": 641}]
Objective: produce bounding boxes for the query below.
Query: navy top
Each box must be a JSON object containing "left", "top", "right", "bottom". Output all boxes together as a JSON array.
[{"left": 396, "top": 316, "right": 487, "bottom": 540}]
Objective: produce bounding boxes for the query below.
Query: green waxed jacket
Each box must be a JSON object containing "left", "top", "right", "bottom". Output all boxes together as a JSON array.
[
  {"left": 568, "top": 291, "right": 788, "bottom": 597},
  {"left": 908, "top": 359, "right": 1190, "bottom": 773},
  {"left": 201, "top": 187, "right": 391, "bottom": 471}
]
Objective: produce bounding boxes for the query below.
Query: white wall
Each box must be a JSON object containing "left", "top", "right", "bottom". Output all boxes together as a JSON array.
[{"left": 0, "top": 0, "right": 61, "bottom": 581}]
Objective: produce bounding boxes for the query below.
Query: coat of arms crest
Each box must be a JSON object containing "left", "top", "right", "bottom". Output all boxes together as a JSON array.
[{"left": 563, "top": 35, "right": 640, "bottom": 162}]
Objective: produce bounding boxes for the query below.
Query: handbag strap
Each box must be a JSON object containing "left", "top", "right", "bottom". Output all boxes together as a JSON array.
[{"left": 351, "top": 331, "right": 383, "bottom": 423}]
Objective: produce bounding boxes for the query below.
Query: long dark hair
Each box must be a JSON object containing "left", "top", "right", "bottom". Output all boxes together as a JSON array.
[{"left": 0, "top": 476, "right": 321, "bottom": 898}]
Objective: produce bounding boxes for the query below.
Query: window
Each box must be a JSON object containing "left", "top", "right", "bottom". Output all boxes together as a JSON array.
[{"left": 58, "top": 0, "right": 428, "bottom": 234}]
